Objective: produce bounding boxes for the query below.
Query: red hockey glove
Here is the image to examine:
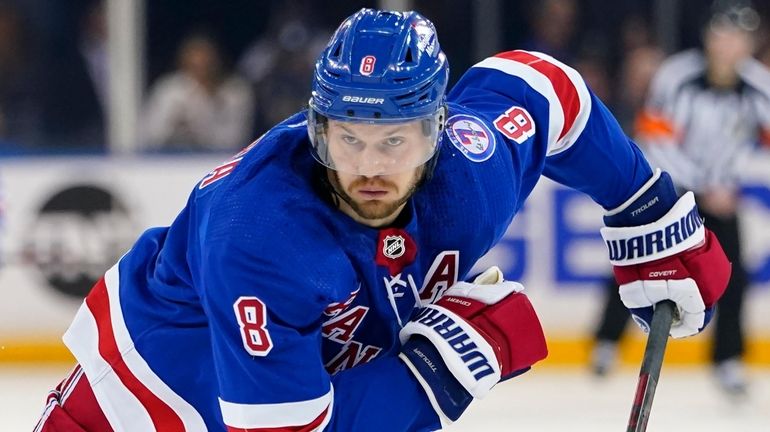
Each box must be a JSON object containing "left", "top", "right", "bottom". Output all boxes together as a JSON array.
[
  {"left": 399, "top": 267, "right": 547, "bottom": 425},
  {"left": 601, "top": 170, "right": 731, "bottom": 338}
]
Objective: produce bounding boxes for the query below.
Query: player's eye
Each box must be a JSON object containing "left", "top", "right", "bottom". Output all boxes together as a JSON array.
[
  {"left": 383, "top": 137, "right": 404, "bottom": 147},
  {"left": 341, "top": 135, "right": 360, "bottom": 145}
]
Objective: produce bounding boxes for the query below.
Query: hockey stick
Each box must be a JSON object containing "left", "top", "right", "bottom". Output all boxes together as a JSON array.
[{"left": 626, "top": 300, "right": 676, "bottom": 432}]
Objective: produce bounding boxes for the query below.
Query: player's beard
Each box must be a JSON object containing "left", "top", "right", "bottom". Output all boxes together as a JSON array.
[{"left": 328, "top": 167, "right": 424, "bottom": 224}]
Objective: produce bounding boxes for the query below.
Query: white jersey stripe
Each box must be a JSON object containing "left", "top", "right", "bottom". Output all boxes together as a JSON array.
[
  {"left": 102, "top": 265, "right": 208, "bottom": 431},
  {"left": 33, "top": 401, "right": 57, "bottom": 432},
  {"left": 526, "top": 51, "right": 592, "bottom": 155},
  {"left": 64, "top": 293, "right": 156, "bottom": 431},
  {"left": 63, "top": 263, "right": 208, "bottom": 431},
  {"left": 474, "top": 51, "right": 592, "bottom": 156},
  {"left": 219, "top": 385, "right": 334, "bottom": 429},
  {"left": 474, "top": 56, "right": 564, "bottom": 153}
]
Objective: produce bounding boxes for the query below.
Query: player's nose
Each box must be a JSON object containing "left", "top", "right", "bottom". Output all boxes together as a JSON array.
[{"left": 354, "top": 147, "right": 389, "bottom": 177}]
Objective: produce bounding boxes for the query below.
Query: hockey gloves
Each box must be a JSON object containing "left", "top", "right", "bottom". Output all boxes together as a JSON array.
[
  {"left": 600, "top": 169, "right": 731, "bottom": 338},
  {"left": 398, "top": 266, "right": 547, "bottom": 425}
]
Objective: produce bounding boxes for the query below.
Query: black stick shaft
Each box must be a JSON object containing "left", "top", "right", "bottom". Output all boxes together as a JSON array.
[{"left": 626, "top": 300, "right": 676, "bottom": 432}]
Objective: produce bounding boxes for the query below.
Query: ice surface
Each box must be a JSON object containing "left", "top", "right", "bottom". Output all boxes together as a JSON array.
[{"left": 8, "top": 365, "right": 769, "bottom": 431}]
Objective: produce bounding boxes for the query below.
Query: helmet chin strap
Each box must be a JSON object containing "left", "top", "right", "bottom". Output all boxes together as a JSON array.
[
  {"left": 418, "top": 138, "right": 442, "bottom": 187},
  {"left": 319, "top": 168, "right": 348, "bottom": 210}
]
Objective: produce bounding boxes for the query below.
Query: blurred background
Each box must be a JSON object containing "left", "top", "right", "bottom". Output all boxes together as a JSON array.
[{"left": 1, "top": 0, "right": 769, "bottom": 430}]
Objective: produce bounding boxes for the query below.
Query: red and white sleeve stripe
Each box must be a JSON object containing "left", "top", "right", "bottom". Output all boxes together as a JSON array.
[
  {"left": 219, "top": 387, "right": 333, "bottom": 432},
  {"left": 473, "top": 50, "right": 592, "bottom": 156},
  {"left": 63, "top": 264, "right": 208, "bottom": 431},
  {"left": 33, "top": 365, "right": 86, "bottom": 432}
]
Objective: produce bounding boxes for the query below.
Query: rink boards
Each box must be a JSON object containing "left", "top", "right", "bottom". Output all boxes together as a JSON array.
[{"left": 0, "top": 153, "right": 768, "bottom": 364}]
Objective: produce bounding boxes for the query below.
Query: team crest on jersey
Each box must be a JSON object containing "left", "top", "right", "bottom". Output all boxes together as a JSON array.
[{"left": 446, "top": 114, "right": 496, "bottom": 162}]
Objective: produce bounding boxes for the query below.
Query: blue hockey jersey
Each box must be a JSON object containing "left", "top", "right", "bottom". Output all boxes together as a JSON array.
[{"left": 62, "top": 50, "right": 652, "bottom": 431}]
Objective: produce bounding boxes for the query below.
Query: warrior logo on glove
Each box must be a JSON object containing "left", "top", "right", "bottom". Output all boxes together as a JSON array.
[
  {"left": 601, "top": 170, "right": 732, "bottom": 338},
  {"left": 399, "top": 266, "right": 548, "bottom": 425}
]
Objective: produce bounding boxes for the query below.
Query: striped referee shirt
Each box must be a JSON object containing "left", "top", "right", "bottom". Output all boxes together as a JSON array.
[{"left": 635, "top": 49, "right": 770, "bottom": 192}]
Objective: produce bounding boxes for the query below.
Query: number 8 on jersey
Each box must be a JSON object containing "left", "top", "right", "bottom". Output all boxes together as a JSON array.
[{"left": 234, "top": 296, "right": 273, "bottom": 356}]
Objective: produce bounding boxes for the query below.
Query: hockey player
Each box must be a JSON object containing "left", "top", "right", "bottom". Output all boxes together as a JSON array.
[{"left": 36, "top": 8, "right": 731, "bottom": 432}]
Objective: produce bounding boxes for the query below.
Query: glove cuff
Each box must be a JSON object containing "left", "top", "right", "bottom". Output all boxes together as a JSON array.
[
  {"left": 399, "top": 304, "right": 501, "bottom": 398},
  {"left": 399, "top": 337, "right": 473, "bottom": 425},
  {"left": 604, "top": 169, "right": 679, "bottom": 227},
  {"left": 600, "top": 192, "right": 705, "bottom": 266}
]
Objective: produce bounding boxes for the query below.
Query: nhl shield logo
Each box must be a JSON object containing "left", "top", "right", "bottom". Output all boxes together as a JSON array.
[
  {"left": 383, "top": 235, "right": 406, "bottom": 259},
  {"left": 376, "top": 228, "right": 417, "bottom": 275}
]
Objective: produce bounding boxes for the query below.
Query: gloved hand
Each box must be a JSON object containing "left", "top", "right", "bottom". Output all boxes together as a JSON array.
[
  {"left": 600, "top": 169, "right": 732, "bottom": 338},
  {"left": 398, "top": 266, "right": 547, "bottom": 426}
]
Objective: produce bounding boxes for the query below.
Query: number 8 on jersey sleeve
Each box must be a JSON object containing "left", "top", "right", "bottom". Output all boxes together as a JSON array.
[{"left": 234, "top": 296, "right": 274, "bottom": 356}]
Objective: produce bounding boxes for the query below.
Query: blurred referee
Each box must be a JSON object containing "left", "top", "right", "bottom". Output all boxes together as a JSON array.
[{"left": 592, "top": 0, "right": 770, "bottom": 397}]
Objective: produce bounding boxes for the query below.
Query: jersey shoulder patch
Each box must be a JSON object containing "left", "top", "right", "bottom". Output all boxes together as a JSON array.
[{"left": 445, "top": 113, "right": 497, "bottom": 162}]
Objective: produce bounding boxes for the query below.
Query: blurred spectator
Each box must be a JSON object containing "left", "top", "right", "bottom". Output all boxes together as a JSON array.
[
  {"left": 620, "top": 14, "right": 657, "bottom": 53},
  {"left": 142, "top": 33, "right": 254, "bottom": 152},
  {"left": 38, "top": 0, "right": 105, "bottom": 150},
  {"left": 237, "top": 3, "right": 329, "bottom": 135},
  {"left": 0, "top": 2, "right": 40, "bottom": 147},
  {"left": 79, "top": 0, "right": 108, "bottom": 112},
  {"left": 613, "top": 43, "right": 664, "bottom": 131},
  {"left": 591, "top": 0, "right": 770, "bottom": 397},
  {"left": 520, "top": 0, "right": 579, "bottom": 62}
]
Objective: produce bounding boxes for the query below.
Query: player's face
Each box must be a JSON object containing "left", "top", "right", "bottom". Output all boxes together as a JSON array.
[
  {"left": 323, "top": 119, "right": 436, "bottom": 177},
  {"left": 324, "top": 119, "right": 429, "bottom": 226}
]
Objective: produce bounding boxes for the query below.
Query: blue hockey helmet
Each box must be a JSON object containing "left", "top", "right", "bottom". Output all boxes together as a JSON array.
[{"left": 308, "top": 9, "right": 449, "bottom": 176}]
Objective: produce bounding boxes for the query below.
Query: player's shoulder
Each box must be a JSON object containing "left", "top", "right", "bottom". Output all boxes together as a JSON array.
[
  {"left": 450, "top": 50, "right": 589, "bottom": 107},
  {"left": 202, "top": 115, "right": 329, "bottom": 243},
  {"left": 196, "top": 114, "right": 355, "bottom": 293},
  {"left": 448, "top": 50, "right": 592, "bottom": 156},
  {"left": 196, "top": 112, "right": 310, "bottom": 198}
]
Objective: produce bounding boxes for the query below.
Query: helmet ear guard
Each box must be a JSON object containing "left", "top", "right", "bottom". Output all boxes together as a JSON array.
[{"left": 422, "top": 105, "right": 446, "bottom": 136}]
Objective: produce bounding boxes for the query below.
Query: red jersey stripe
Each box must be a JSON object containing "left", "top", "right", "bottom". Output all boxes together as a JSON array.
[
  {"left": 86, "top": 279, "right": 186, "bottom": 432},
  {"left": 495, "top": 50, "right": 581, "bottom": 141}
]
